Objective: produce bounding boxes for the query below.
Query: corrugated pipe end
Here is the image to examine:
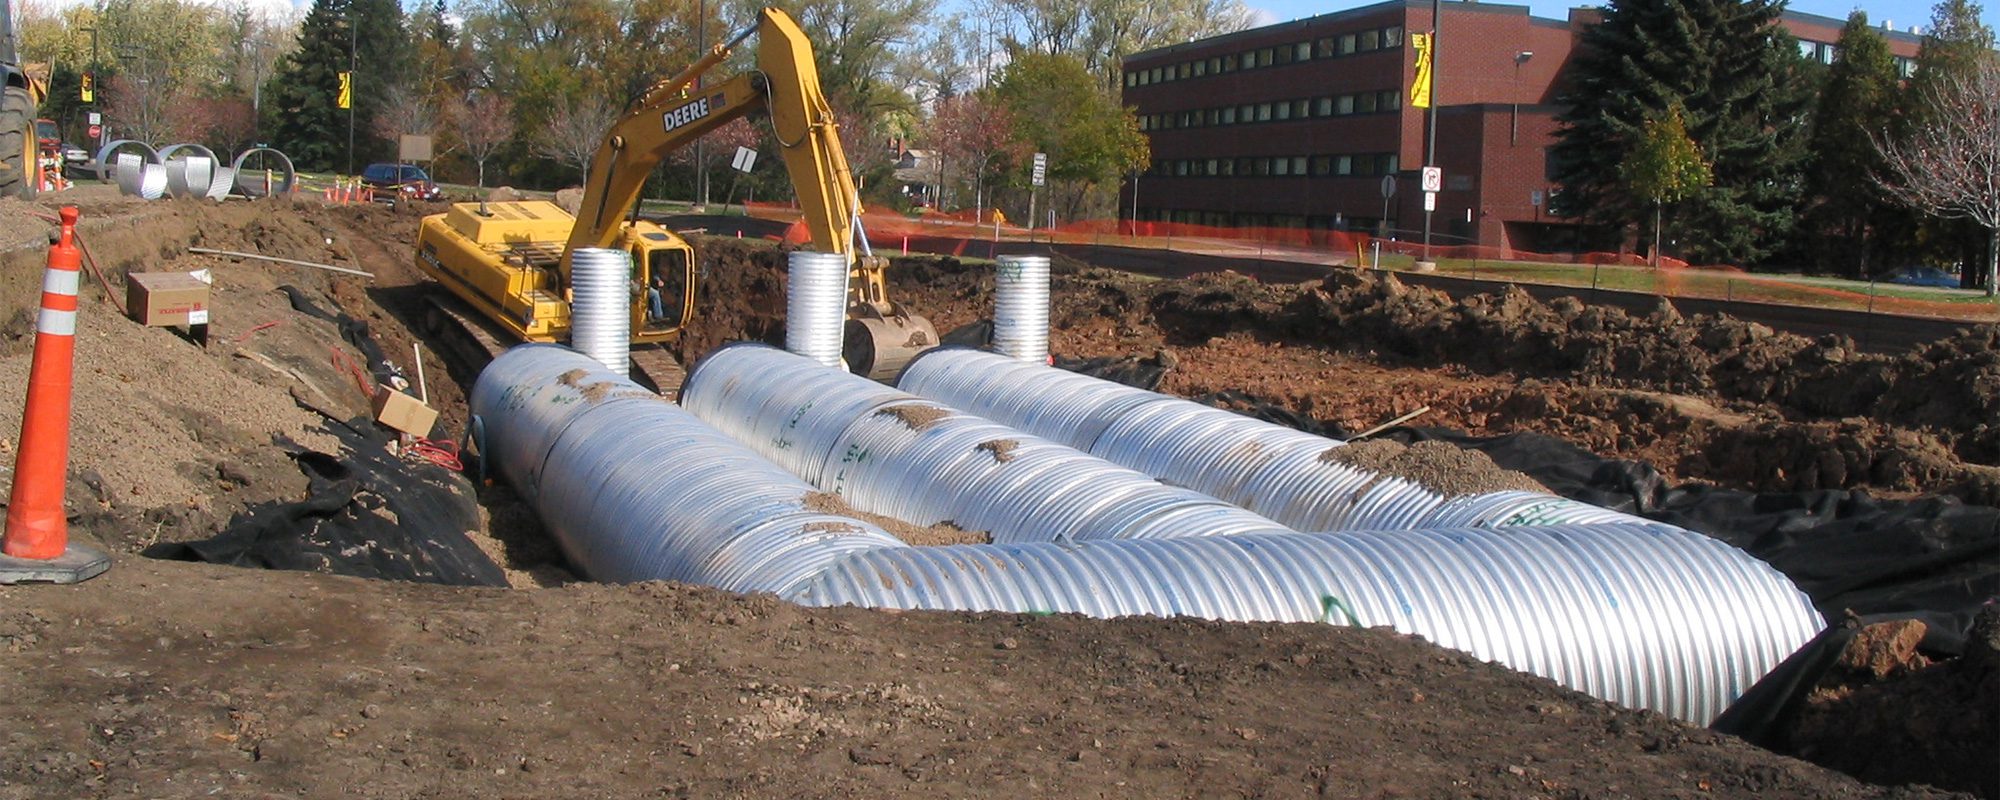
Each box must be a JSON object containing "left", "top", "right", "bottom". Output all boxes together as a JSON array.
[
  {"left": 993, "top": 255, "right": 1051, "bottom": 364},
  {"left": 786, "top": 251, "right": 850, "bottom": 369},
  {"left": 570, "top": 247, "right": 634, "bottom": 377}
]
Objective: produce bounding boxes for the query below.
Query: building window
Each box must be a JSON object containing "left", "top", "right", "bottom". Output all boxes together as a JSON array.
[
  {"left": 1252, "top": 158, "right": 1270, "bottom": 176},
  {"left": 1243, "top": 50, "right": 1258, "bottom": 68},
  {"left": 1356, "top": 93, "right": 1377, "bottom": 113},
  {"left": 1381, "top": 91, "right": 1400, "bottom": 111},
  {"left": 1316, "top": 37, "right": 1336, "bottom": 58},
  {"left": 1256, "top": 103, "right": 1272, "bottom": 121},
  {"left": 1337, "top": 95, "right": 1355, "bottom": 115},
  {"left": 1383, "top": 26, "right": 1402, "bottom": 47},
  {"left": 1312, "top": 155, "right": 1333, "bottom": 175},
  {"left": 1262, "top": 46, "right": 1278, "bottom": 65},
  {"left": 1206, "top": 159, "right": 1219, "bottom": 176},
  {"left": 1274, "top": 157, "right": 1291, "bottom": 176},
  {"left": 1336, "top": 156, "right": 1353, "bottom": 175},
  {"left": 1316, "top": 97, "right": 1333, "bottom": 116},
  {"left": 1126, "top": 72, "right": 1137, "bottom": 87},
  {"left": 1222, "top": 107, "right": 1237, "bottom": 124},
  {"left": 1276, "top": 45, "right": 1294, "bottom": 65},
  {"left": 1220, "top": 159, "right": 1235, "bottom": 176},
  {"left": 1380, "top": 154, "right": 1399, "bottom": 174},
  {"left": 1209, "top": 57, "right": 1221, "bottom": 74},
  {"left": 1194, "top": 60, "right": 1207, "bottom": 76},
  {"left": 1276, "top": 102, "right": 1292, "bottom": 120},
  {"left": 1339, "top": 33, "right": 1357, "bottom": 54},
  {"left": 1224, "top": 53, "right": 1238, "bottom": 71},
  {"left": 1294, "top": 99, "right": 1310, "bottom": 118},
  {"left": 1360, "top": 29, "right": 1381, "bottom": 51},
  {"left": 1292, "top": 156, "right": 1307, "bottom": 175},
  {"left": 1236, "top": 157, "right": 1253, "bottom": 174},
  {"left": 1296, "top": 42, "right": 1312, "bottom": 62},
  {"left": 1175, "top": 161, "right": 1188, "bottom": 176}
]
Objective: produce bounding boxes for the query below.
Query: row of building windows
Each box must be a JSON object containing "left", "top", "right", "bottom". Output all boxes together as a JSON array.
[
  {"left": 1140, "top": 208, "right": 1390, "bottom": 233},
  {"left": 1126, "top": 24, "right": 1407, "bottom": 87},
  {"left": 1139, "top": 90, "right": 1403, "bottom": 131},
  {"left": 1797, "top": 38, "right": 1918, "bottom": 76},
  {"left": 1150, "top": 153, "right": 1402, "bottom": 178}
]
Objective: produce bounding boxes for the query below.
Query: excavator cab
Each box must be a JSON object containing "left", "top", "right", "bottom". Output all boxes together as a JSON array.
[{"left": 621, "top": 227, "right": 696, "bottom": 334}]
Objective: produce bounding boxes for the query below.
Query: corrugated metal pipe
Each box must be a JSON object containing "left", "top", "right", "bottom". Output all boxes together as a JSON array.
[
  {"left": 991, "top": 255, "right": 1050, "bottom": 363},
  {"left": 567, "top": 248, "right": 632, "bottom": 377},
  {"left": 474, "top": 344, "right": 1824, "bottom": 725},
  {"left": 784, "top": 526, "right": 1822, "bottom": 725},
  {"left": 897, "top": 348, "right": 1457, "bottom": 530},
  {"left": 469, "top": 344, "right": 906, "bottom": 592},
  {"left": 786, "top": 251, "right": 849, "bottom": 367},
  {"left": 679, "top": 343, "right": 1293, "bottom": 543}
]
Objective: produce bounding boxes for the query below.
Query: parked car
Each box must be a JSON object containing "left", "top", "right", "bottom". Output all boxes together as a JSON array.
[{"left": 360, "top": 163, "right": 443, "bottom": 202}]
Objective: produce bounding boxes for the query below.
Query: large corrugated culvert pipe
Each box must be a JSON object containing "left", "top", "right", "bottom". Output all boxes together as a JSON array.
[
  {"left": 991, "top": 255, "right": 1050, "bottom": 363},
  {"left": 567, "top": 248, "right": 633, "bottom": 377},
  {"left": 469, "top": 345, "right": 906, "bottom": 593},
  {"left": 474, "top": 344, "right": 1823, "bottom": 726},
  {"left": 680, "top": 343, "right": 1294, "bottom": 543},
  {"left": 897, "top": 348, "right": 1454, "bottom": 530},
  {"left": 783, "top": 525, "right": 1823, "bottom": 725},
  {"left": 785, "top": 251, "right": 849, "bottom": 367}
]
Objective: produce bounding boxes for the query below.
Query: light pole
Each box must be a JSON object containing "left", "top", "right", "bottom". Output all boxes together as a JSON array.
[
  {"left": 1420, "top": 0, "right": 1440, "bottom": 262},
  {"left": 346, "top": 12, "right": 357, "bottom": 175},
  {"left": 694, "top": 0, "right": 707, "bottom": 209}
]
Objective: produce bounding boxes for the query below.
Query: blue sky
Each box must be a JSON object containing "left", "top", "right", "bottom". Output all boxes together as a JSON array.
[{"left": 1243, "top": 0, "right": 2000, "bottom": 36}]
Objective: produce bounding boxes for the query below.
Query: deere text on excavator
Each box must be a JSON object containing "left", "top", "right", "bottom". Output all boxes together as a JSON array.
[{"left": 412, "top": 7, "right": 936, "bottom": 389}]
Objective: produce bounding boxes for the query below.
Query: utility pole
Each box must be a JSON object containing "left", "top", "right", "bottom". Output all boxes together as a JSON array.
[{"left": 1421, "top": 0, "right": 1439, "bottom": 262}]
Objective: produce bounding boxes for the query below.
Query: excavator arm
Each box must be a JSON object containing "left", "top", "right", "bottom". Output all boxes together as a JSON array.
[{"left": 565, "top": 8, "right": 861, "bottom": 274}]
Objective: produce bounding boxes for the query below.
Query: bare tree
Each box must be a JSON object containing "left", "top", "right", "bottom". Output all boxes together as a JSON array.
[
  {"left": 374, "top": 83, "right": 444, "bottom": 146},
  {"left": 1876, "top": 59, "right": 2000, "bottom": 296},
  {"left": 456, "top": 92, "right": 515, "bottom": 189},
  {"left": 534, "top": 92, "right": 621, "bottom": 181},
  {"left": 104, "top": 71, "right": 199, "bottom": 145}
]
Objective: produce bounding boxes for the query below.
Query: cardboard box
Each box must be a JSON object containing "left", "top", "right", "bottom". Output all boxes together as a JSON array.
[
  {"left": 371, "top": 386, "right": 439, "bottom": 437},
  {"left": 127, "top": 271, "right": 211, "bottom": 327}
]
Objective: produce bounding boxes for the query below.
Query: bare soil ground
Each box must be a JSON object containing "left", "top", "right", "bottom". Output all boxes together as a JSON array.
[{"left": 0, "top": 190, "right": 1989, "bottom": 797}]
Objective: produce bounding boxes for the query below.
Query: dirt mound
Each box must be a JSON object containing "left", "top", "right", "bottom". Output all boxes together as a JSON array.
[
  {"left": 1321, "top": 439, "right": 1549, "bottom": 497},
  {"left": 1788, "top": 610, "right": 2000, "bottom": 797},
  {"left": 677, "top": 236, "right": 788, "bottom": 364},
  {"left": 0, "top": 557, "right": 1960, "bottom": 799}
]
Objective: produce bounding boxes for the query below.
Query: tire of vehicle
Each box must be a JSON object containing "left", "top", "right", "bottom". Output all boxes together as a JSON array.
[{"left": 0, "top": 85, "right": 39, "bottom": 200}]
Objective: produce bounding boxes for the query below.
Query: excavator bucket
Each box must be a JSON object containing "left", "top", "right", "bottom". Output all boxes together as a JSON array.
[{"left": 844, "top": 312, "right": 938, "bottom": 381}]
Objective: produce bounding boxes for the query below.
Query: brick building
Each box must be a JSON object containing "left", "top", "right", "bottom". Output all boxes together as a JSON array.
[{"left": 1120, "top": 0, "right": 1923, "bottom": 253}]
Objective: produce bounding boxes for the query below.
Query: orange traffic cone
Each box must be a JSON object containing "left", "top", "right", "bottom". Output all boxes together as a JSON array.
[{"left": 1, "top": 207, "right": 110, "bottom": 584}]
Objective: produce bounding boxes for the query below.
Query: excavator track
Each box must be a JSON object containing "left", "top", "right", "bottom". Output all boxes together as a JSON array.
[
  {"left": 628, "top": 345, "right": 686, "bottom": 399},
  {"left": 421, "top": 291, "right": 513, "bottom": 369}
]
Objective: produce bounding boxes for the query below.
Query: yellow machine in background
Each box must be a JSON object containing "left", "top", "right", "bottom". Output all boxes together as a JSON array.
[{"left": 413, "top": 7, "right": 935, "bottom": 381}]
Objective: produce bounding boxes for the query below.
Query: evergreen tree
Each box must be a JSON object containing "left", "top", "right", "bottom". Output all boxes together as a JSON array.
[
  {"left": 266, "top": 0, "right": 407, "bottom": 172},
  {"left": 1800, "top": 12, "right": 1901, "bottom": 278},
  {"left": 266, "top": 0, "right": 352, "bottom": 171},
  {"left": 1548, "top": 0, "right": 1813, "bottom": 265}
]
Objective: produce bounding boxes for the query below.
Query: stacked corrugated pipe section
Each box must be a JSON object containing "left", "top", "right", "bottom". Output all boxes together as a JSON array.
[
  {"left": 897, "top": 348, "right": 1454, "bottom": 530},
  {"left": 990, "top": 255, "right": 1051, "bottom": 363},
  {"left": 474, "top": 344, "right": 1824, "bottom": 724},
  {"left": 567, "top": 248, "right": 633, "bottom": 377},
  {"left": 785, "top": 251, "right": 850, "bottom": 367},
  {"left": 679, "top": 344, "right": 1292, "bottom": 543},
  {"left": 470, "top": 345, "right": 905, "bottom": 592}
]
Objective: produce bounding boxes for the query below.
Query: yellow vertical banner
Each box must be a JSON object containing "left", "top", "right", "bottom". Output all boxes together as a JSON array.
[
  {"left": 80, "top": 74, "right": 93, "bottom": 103},
  {"left": 337, "top": 71, "right": 352, "bottom": 109},
  {"left": 1409, "top": 33, "right": 1433, "bottom": 109}
]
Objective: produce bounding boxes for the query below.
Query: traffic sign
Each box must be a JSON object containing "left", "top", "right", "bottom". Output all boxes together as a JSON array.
[
  {"left": 1379, "top": 175, "right": 1396, "bottom": 199},
  {"left": 1423, "top": 191, "right": 1436, "bottom": 212},
  {"left": 1420, "top": 166, "right": 1442, "bottom": 193},
  {"left": 1031, "top": 152, "right": 1047, "bottom": 187},
  {"left": 731, "top": 146, "right": 757, "bottom": 173},
  {"left": 1530, "top": 189, "right": 1544, "bottom": 207},
  {"left": 87, "top": 124, "right": 101, "bottom": 140}
]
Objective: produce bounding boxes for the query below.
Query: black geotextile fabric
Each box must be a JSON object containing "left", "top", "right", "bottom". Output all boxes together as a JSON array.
[
  {"left": 278, "top": 284, "right": 404, "bottom": 387},
  {"left": 145, "top": 409, "right": 508, "bottom": 588}
]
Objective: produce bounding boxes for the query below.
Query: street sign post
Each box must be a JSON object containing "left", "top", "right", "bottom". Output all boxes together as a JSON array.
[
  {"left": 1380, "top": 175, "right": 1397, "bottom": 236},
  {"left": 1029, "top": 152, "right": 1047, "bottom": 237}
]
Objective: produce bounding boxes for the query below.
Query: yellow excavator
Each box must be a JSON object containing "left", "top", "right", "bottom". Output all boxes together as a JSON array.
[{"left": 413, "top": 7, "right": 935, "bottom": 387}]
